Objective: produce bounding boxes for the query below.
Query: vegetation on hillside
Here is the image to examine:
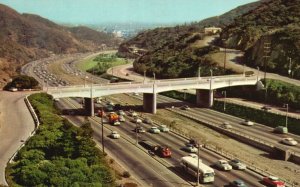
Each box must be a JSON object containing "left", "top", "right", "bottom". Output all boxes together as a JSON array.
[
  {"left": 7, "top": 93, "right": 115, "bottom": 186},
  {"left": 4, "top": 75, "right": 39, "bottom": 90},
  {"left": 220, "top": 0, "right": 300, "bottom": 79}
]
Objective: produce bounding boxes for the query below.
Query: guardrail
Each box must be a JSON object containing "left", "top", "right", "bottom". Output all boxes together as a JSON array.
[{"left": 5, "top": 95, "right": 40, "bottom": 186}]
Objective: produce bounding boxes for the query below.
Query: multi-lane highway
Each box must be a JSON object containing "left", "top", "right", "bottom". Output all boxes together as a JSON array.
[{"left": 58, "top": 97, "right": 265, "bottom": 187}]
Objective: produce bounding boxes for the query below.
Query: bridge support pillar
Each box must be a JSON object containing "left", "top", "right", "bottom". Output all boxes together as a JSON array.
[
  {"left": 196, "top": 89, "right": 214, "bottom": 107},
  {"left": 143, "top": 93, "right": 157, "bottom": 114},
  {"left": 84, "top": 98, "right": 94, "bottom": 116}
]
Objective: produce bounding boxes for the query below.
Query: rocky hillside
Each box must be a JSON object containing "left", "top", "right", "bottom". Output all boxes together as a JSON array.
[
  {"left": 0, "top": 4, "right": 120, "bottom": 86},
  {"left": 117, "top": 1, "right": 264, "bottom": 79},
  {"left": 220, "top": 0, "right": 300, "bottom": 79}
]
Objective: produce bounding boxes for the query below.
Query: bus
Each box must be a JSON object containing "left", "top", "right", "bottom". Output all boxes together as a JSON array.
[{"left": 181, "top": 155, "right": 215, "bottom": 183}]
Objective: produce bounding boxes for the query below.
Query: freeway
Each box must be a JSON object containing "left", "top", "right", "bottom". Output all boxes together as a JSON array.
[
  {"left": 133, "top": 94, "right": 300, "bottom": 154},
  {"left": 57, "top": 98, "right": 190, "bottom": 187},
  {"left": 62, "top": 97, "right": 265, "bottom": 187}
]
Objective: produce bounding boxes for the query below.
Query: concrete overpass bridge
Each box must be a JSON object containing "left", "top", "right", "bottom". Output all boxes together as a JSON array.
[{"left": 45, "top": 74, "right": 263, "bottom": 115}]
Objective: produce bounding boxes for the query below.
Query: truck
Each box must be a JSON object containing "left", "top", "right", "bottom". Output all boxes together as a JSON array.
[
  {"left": 108, "top": 112, "right": 119, "bottom": 125},
  {"left": 139, "top": 140, "right": 171, "bottom": 157}
]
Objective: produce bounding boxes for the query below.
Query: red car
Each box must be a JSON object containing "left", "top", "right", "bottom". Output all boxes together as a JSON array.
[{"left": 263, "top": 176, "right": 285, "bottom": 187}]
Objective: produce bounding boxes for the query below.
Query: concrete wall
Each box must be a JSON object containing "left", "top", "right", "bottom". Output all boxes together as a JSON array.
[
  {"left": 196, "top": 89, "right": 213, "bottom": 107},
  {"left": 84, "top": 98, "right": 94, "bottom": 116}
]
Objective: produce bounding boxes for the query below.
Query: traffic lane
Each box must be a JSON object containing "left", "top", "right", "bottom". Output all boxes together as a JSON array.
[
  {"left": 187, "top": 108, "right": 300, "bottom": 152},
  {"left": 60, "top": 102, "right": 190, "bottom": 187},
  {"left": 0, "top": 91, "right": 35, "bottom": 185},
  {"left": 90, "top": 118, "right": 191, "bottom": 187},
  {"left": 94, "top": 111, "right": 261, "bottom": 187}
]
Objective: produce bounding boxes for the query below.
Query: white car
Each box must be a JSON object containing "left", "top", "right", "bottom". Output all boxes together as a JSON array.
[
  {"left": 215, "top": 160, "right": 232, "bottom": 171},
  {"left": 241, "top": 120, "right": 254, "bottom": 126},
  {"left": 158, "top": 125, "right": 169, "bottom": 132},
  {"left": 118, "top": 110, "right": 126, "bottom": 116},
  {"left": 228, "top": 159, "right": 247, "bottom": 170},
  {"left": 149, "top": 127, "right": 160, "bottom": 134},
  {"left": 133, "top": 117, "right": 142, "bottom": 124},
  {"left": 130, "top": 111, "right": 138, "bottom": 117},
  {"left": 110, "top": 131, "right": 120, "bottom": 139},
  {"left": 182, "top": 144, "right": 198, "bottom": 153},
  {"left": 112, "top": 120, "right": 121, "bottom": 126},
  {"left": 281, "top": 137, "right": 298, "bottom": 146},
  {"left": 119, "top": 115, "right": 125, "bottom": 122}
]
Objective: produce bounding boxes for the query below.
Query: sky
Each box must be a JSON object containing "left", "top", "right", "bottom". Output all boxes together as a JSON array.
[{"left": 0, "top": 0, "right": 258, "bottom": 25}]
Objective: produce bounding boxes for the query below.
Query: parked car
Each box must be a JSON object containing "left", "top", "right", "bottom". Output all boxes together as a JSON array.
[
  {"left": 281, "top": 137, "right": 298, "bottom": 146},
  {"left": 274, "top": 126, "right": 288, "bottom": 134},
  {"left": 220, "top": 122, "right": 232, "bottom": 129},
  {"left": 110, "top": 131, "right": 120, "bottom": 139},
  {"left": 134, "top": 126, "right": 146, "bottom": 133},
  {"left": 182, "top": 144, "right": 198, "bottom": 153},
  {"left": 149, "top": 127, "right": 160, "bottom": 134},
  {"left": 241, "top": 120, "right": 254, "bottom": 126},
  {"left": 119, "top": 115, "right": 125, "bottom": 122},
  {"left": 143, "top": 117, "right": 153, "bottom": 125},
  {"left": 228, "top": 159, "right": 247, "bottom": 170},
  {"left": 230, "top": 179, "right": 248, "bottom": 187},
  {"left": 158, "top": 125, "right": 169, "bottom": 132},
  {"left": 215, "top": 160, "right": 232, "bottom": 171},
  {"left": 180, "top": 105, "right": 190, "bottom": 110},
  {"left": 262, "top": 176, "right": 285, "bottom": 187}
]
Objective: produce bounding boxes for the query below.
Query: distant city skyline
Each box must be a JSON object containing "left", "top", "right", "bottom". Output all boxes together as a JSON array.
[{"left": 0, "top": 0, "right": 257, "bottom": 25}]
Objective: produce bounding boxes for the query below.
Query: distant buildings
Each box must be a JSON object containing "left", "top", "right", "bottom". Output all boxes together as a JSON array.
[{"left": 204, "top": 27, "right": 222, "bottom": 34}]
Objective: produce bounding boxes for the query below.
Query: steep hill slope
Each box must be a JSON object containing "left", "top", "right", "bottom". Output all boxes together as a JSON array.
[
  {"left": 117, "top": 1, "right": 264, "bottom": 79},
  {"left": 220, "top": 0, "right": 300, "bottom": 79},
  {"left": 0, "top": 4, "right": 120, "bottom": 86}
]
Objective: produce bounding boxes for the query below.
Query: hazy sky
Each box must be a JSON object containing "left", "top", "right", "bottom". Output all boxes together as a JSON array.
[{"left": 0, "top": 0, "right": 257, "bottom": 24}]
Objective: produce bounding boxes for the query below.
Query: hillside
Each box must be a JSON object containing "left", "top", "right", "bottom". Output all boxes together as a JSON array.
[
  {"left": 117, "top": 1, "right": 264, "bottom": 79},
  {"left": 0, "top": 4, "right": 120, "bottom": 86},
  {"left": 220, "top": 0, "right": 300, "bottom": 79}
]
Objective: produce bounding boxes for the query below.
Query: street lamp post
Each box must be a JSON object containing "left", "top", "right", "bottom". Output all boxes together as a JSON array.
[
  {"left": 84, "top": 75, "right": 88, "bottom": 87},
  {"left": 198, "top": 66, "right": 201, "bottom": 79},
  {"left": 101, "top": 107, "right": 105, "bottom": 154},
  {"left": 222, "top": 91, "right": 227, "bottom": 111},
  {"left": 288, "top": 57, "right": 292, "bottom": 77},
  {"left": 257, "top": 66, "right": 260, "bottom": 81},
  {"left": 196, "top": 142, "right": 200, "bottom": 186},
  {"left": 284, "top": 104, "right": 289, "bottom": 128},
  {"left": 153, "top": 72, "right": 156, "bottom": 83},
  {"left": 143, "top": 70, "right": 146, "bottom": 83}
]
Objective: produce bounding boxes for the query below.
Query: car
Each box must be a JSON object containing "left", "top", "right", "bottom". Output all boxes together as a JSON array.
[
  {"left": 110, "top": 131, "right": 120, "bottom": 139},
  {"left": 215, "top": 160, "right": 232, "bottom": 171},
  {"left": 187, "top": 139, "right": 199, "bottom": 148},
  {"left": 118, "top": 110, "right": 125, "bottom": 116},
  {"left": 112, "top": 120, "right": 121, "bottom": 126},
  {"left": 149, "top": 127, "right": 160, "bottom": 134},
  {"left": 274, "top": 126, "right": 288, "bottom": 134},
  {"left": 106, "top": 105, "right": 114, "bottom": 112},
  {"left": 262, "top": 176, "right": 285, "bottom": 187},
  {"left": 119, "top": 115, "right": 125, "bottom": 122},
  {"left": 134, "top": 126, "right": 146, "bottom": 133},
  {"left": 133, "top": 117, "right": 142, "bottom": 124},
  {"left": 228, "top": 159, "right": 247, "bottom": 170},
  {"left": 129, "top": 111, "right": 138, "bottom": 117},
  {"left": 182, "top": 144, "right": 198, "bottom": 153},
  {"left": 143, "top": 117, "right": 153, "bottom": 125},
  {"left": 180, "top": 105, "right": 190, "bottom": 110},
  {"left": 230, "top": 179, "right": 248, "bottom": 187},
  {"left": 241, "top": 120, "right": 254, "bottom": 126},
  {"left": 281, "top": 137, "right": 298, "bottom": 146},
  {"left": 220, "top": 122, "right": 232, "bottom": 129},
  {"left": 158, "top": 125, "right": 169, "bottom": 132},
  {"left": 261, "top": 106, "right": 272, "bottom": 111},
  {"left": 107, "top": 101, "right": 114, "bottom": 106}
]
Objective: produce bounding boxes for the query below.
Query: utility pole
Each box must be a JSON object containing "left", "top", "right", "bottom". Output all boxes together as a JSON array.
[
  {"left": 263, "top": 36, "right": 271, "bottom": 103},
  {"left": 101, "top": 107, "right": 105, "bottom": 154},
  {"left": 222, "top": 39, "right": 227, "bottom": 74},
  {"left": 288, "top": 57, "right": 292, "bottom": 77}
]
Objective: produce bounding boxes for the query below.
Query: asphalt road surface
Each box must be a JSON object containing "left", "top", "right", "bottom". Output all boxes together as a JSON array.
[{"left": 0, "top": 91, "right": 35, "bottom": 186}]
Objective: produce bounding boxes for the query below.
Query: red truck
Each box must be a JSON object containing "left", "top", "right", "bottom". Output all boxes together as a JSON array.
[{"left": 139, "top": 140, "right": 171, "bottom": 157}]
